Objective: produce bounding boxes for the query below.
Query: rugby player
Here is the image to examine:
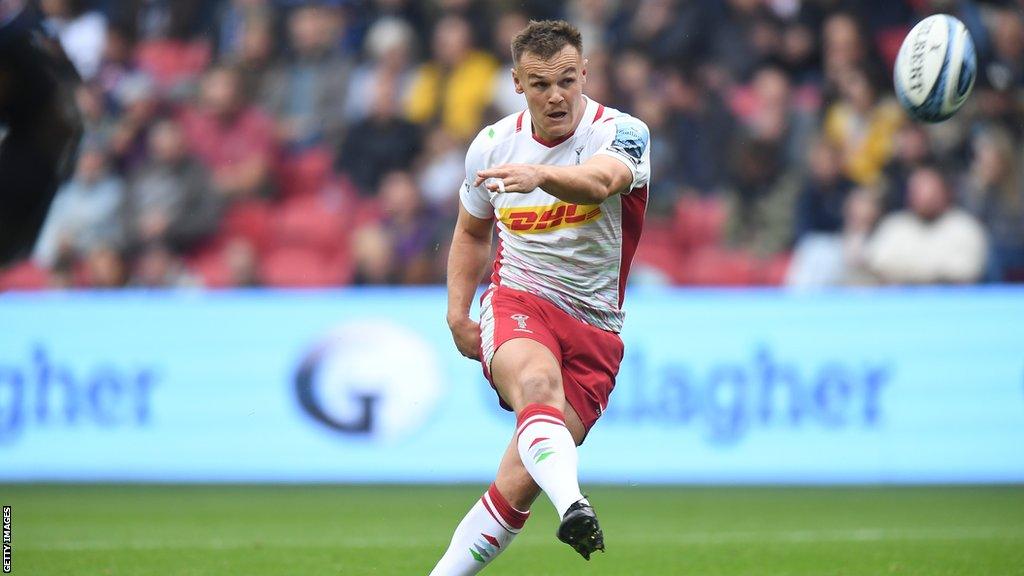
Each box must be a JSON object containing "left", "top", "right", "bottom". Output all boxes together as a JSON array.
[{"left": 430, "top": 19, "right": 651, "bottom": 575}]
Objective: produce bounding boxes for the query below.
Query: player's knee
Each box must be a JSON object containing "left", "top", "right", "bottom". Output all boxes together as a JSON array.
[{"left": 517, "top": 370, "right": 563, "bottom": 407}]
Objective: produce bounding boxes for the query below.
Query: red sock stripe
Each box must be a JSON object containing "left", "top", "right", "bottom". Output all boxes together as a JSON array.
[
  {"left": 516, "top": 404, "right": 565, "bottom": 429},
  {"left": 487, "top": 483, "right": 529, "bottom": 530}
]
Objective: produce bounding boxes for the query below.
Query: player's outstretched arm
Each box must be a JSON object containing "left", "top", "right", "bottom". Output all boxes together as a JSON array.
[
  {"left": 475, "top": 155, "right": 633, "bottom": 205},
  {"left": 446, "top": 203, "right": 493, "bottom": 359}
]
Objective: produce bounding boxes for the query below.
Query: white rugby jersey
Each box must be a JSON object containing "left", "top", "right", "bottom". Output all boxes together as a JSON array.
[{"left": 460, "top": 97, "right": 651, "bottom": 333}]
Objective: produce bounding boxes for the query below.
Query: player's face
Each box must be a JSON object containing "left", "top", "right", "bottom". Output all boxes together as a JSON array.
[{"left": 513, "top": 45, "right": 587, "bottom": 141}]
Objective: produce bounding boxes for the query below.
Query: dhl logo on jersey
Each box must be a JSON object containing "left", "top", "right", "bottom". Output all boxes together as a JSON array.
[{"left": 498, "top": 202, "right": 603, "bottom": 234}]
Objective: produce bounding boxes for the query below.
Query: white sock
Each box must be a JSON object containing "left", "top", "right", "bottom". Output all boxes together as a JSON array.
[
  {"left": 429, "top": 483, "right": 530, "bottom": 575},
  {"left": 515, "top": 403, "right": 587, "bottom": 518}
]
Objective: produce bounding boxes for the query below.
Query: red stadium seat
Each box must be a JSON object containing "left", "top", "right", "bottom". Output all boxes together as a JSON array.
[
  {"left": 676, "top": 247, "right": 757, "bottom": 286},
  {"left": 758, "top": 253, "right": 793, "bottom": 286},
  {"left": 188, "top": 244, "right": 233, "bottom": 288},
  {"left": 221, "top": 200, "right": 273, "bottom": 253},
  {"left": 0, "top": 261, "right": 50, "bottom": 290},
  {"left": 135, "top": 40, "right": 211, "bottom": 90},
  {"left": 631, "top": 220, "right": 678, "bottom": 279},
  {"left": 270, "top": 193, "right": 349, "bottom": 255},
  {"left": 672, "top": 196, "right": 727, "bottom": 251},
  {"left": 259, "top": 247, "right": 349, "bottom": 287},
  {"left": 276, "top": 147, "right": 334, "bottom": 198}
]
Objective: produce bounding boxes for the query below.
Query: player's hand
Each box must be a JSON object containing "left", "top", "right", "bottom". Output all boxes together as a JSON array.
[
  {"left": 475, "top": 164, "right": 545, "bottom": 194},
  {"left": 448, "top": 315, "right": 482, "bottom": 360}
]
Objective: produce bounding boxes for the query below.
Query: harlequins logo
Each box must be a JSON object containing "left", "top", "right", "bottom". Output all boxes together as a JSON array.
[{"left": 510, "top": 314, "right": 532, "bottom": 333}]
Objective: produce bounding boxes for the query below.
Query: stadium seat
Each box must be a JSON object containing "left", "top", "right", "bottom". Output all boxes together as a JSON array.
[
  {"left": 135, "top": 40, "right": 212, "bottom": 90},
  {"left": 270, "top": 193, "right": 349, "bottom": 255},
  {"left": 676, "top": 247, "right": 757, "bottom": 286},
  {"left": 0, "top": 260, "right": 49, "bottom": 290},
  {"left": 221, "top": 200, "right": 273, "bottom": 253},
  {"left": 259, "top": 246, "right": 349, "bottom": 287},
  {"left": 758, "top": 253, "right": 793, "bottom": 286},
  {"left": 672, "top": 196, "right": 727, "bottom": 251},
  {"left": 276, "top": 147, "right": 334, "bottom": 198},
  {"left": 187, "top": 244, "right": 233, "bottom": 288},
  {"left": 631, "top": 220, "right": 678, "bottom": 279}
]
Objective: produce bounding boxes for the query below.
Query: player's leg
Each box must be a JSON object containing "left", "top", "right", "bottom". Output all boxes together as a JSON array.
[
  {"left": 491, "top": 338, "right": 589, "bottom": 518},
  {"left": 428, "top": 440, "right": 536, "bottom": 575},
  {"left": 491, "top": 338, "right": 604, "bottom": 559}
]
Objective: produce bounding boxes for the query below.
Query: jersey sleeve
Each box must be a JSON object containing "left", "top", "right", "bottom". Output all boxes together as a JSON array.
[
  {"left": 459, "top": 128, "right": 495, "bottom": 219},
  {"left": 592, "top": 115, "right": 651, "bottom": 193}
]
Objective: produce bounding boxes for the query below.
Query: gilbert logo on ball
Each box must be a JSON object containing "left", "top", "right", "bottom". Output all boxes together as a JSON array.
[{"left": 894, "top": 14, "right": 977, "bottom": 123}]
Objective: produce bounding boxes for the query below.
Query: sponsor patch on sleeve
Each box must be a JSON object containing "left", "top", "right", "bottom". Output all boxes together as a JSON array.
[{"left": 607, "top": 118, "right": 649, "bottom": 164}]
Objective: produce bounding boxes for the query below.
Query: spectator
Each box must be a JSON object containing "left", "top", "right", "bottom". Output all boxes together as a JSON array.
[
  {"left": 732, "top": 63, "right": 814, "bottom": 167},
  {"left": 222, "top": 9, "right": 277, "bottom": 103},
  {"left": 179, "top": 65, "right": 277, "bottom": 199},
  {"left": 878, "top": 123, "right": 933, "bottom": 213},
  {"left": 337, "top": 73, "right": 422, "bottom": 194},
  {"left": 404, "top": 15, "right": 498, "bottom": 141},
  {"left": 74, "top": 82, "right": 116, "bottom": 145},
  {"left": 224, "top": 238, "right": 261, "bottom": 287},
  {"left": 488, "top": 10, "right": 530, "bottom": 119},
  {"left": 723, "top": 136, "right": 800, "bottom": 257},
  {"left": 41, "top": 0, "right": 107, "bottom": 80},
  {"left": 417, "top": 127, "right": 464, "bottom": 213},
  {"left": 841, "top": 187, "right": 883, "bottom": 286},
  {"left": 82, "top": 244, "right": 128, "bottom": 288},
  {"left": 215, "top": 0, "right": 273, "bottom": 58},
  {"left": 352, "top": 171, "right": 442, "bottom": 284},
  {"left": 131, "top": 242, "right": 197, "bottom": 287},
  {"left": 108, "top": 72, "right": 161, "bottom": 174},
  {"left": 961, "top": 127, "right": 1024, "bottom": 280},
  {"left": 823, "top": 66, "right": 903, "bottom": 186},
  {"left": 33, "top": 141, "right": 126, "bottom": 268},
  {"left": 866, "top": 166, "right": 988, "bottom": 284},
  {"left": 664, "top": 66, "right": 735, "bottom": 194},
  {"left": 126, "top": 119, "right": 221, "bottom": 253},
  {"left": 794, "top": 140, "right": 855, "bottom": 240},
  {"left": 264, "top": 4, "right": 352, "bottom": 151},
  {"left": 821, "top": 12, "right": 873, "bottom": 90},
  {"left": 344, "top": 16, "right": 417, "bottom": 122}
]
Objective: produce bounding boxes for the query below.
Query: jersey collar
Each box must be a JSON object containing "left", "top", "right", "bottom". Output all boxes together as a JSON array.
[{"left": 527, "top": 96, "right": 597, "bottom": 148}]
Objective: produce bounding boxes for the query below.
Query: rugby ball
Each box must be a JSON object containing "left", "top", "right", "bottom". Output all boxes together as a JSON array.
[{"left": 893, "top": 14, "right": 976, "bottom": 123}]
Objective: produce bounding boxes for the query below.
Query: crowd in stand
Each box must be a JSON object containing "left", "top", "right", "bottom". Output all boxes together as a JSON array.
[{"left": 2, "top": 0, "right": 1022, "bottom": 289}]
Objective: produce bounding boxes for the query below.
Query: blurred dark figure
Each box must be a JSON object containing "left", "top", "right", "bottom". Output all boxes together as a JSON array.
[
  {"left": 179, "top": 65, "right": 277, "bottom": 199},
  {"left": 0, "top": 3, "right": 82, "bottom": 266},
  {"left": 823, "top": 66, "right": 902, "bottom": 187},
  {"left": 131, "top": 241, "right": 195, "bottom": 287},
  {"left": 108, "top": 71, "right": 159, "bottom": 173},
  {"left": 336, "top": 63, "right": 421, "bottom": 194},
  {"left": 961, "top": 127, "right": 1024, "bottom": 281},
  {"left": 879, "top": 123, "right": 934, "bottom": 213},
  {"left": 404, "top": 14, "right": 497, "bottom": 141},
  {"left": 794, "top": 140, "right": 855, "bottom": 240},
  {"left": 33, "top": 139, "right": 125, "bottom": 268},
  {"left": 352, "top": 171, "right": 441, "bottom": 285},
  {"left": 723, "top": 136, "right": 800, "bottom": 257},
  {"left": 866, "top": 166, "right": 988, "bottom": 284},
  {"left": 264, "top": 3, "right": 351, "bottom": 151},
  {"left": 126, "top": 118, "right": 220, "bottom": 253}
]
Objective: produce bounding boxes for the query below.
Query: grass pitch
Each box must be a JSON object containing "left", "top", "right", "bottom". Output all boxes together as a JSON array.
[{"left": 4, "top": 484, "right": 1023, "bottom": 575}]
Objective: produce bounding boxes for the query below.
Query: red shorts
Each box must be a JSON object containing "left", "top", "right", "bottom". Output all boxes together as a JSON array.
[{"left": 478, "top": 286, "right": 624, "bottom": 435}]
